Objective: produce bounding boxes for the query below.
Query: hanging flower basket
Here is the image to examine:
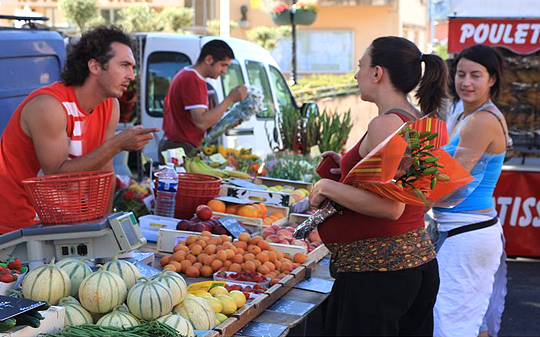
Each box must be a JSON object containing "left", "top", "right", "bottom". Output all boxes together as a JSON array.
[{"left": 271, "top": 9, "right": 318, "bottom": 25}]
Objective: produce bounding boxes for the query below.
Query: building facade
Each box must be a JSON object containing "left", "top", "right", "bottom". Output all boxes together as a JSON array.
[{"left": 0, "top": 0, "right": 429, "bottom": 74}]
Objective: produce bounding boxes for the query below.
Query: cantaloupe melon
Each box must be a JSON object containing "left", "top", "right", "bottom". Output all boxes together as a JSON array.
[
  {"left": 126, "top": 277, "right": 173, "bottom": 320},
  {"left": 78, "top": 265, "right": 127, "bottom": 314},
  {"left": 173, "top": 296, "right": 216, "bottom": 330},
  {"left": 102, "top": 251, "right": 141, "bottom": 290},
  {"left": 157, "top": 313, "right": 195, "bottom": 337},
  {"left": 22, "top": 258, "right": 70, "bottom": 305},
  {"left": 56, "top": 258, "right": 92, "bottom": 298},
  {"left": 150, "top": 270, "right": 187, "bottom": 306}
]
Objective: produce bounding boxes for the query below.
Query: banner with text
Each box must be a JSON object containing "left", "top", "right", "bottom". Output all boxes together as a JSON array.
[
  {"left": 494, "top": 169, "right": 540, "bottom": 257},
  {"left": 449, "top": 18, "right": 540, "bottom": 55}
]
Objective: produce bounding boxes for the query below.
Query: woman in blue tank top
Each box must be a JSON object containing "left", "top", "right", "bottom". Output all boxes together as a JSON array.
[{"left": 432, "top": 45, "right": 508, "bottom": 337}]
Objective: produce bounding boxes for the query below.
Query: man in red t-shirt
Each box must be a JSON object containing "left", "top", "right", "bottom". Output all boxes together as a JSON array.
[
  {"left": 160, "top": 40, "right": 247, "bottom": 159},
  {"left": 0, "top": 26, "right": 158, "bottom": 231}
]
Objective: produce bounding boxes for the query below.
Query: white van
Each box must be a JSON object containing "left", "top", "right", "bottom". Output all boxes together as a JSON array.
[{"left": 132, "top": 33, "right": 317, "bottom": 163}]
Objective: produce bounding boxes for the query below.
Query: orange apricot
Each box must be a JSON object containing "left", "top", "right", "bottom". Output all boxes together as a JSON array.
[
  {"left": 169, "top": 261, "right": 182, "bottom": 272},
  {"left": 163, "top": 264, "right": 177, "bottom": 272},
  {"left": 293, "top": 253, "right": 307, "bottom": 264},
  {"left": 180, "top": 259, "right": 192, "bottom": 271},
  {"left": 220, "top": 234, "right": 231, "bottom": 243},
  {"left": 251, "top": 203, "right": 262, "bottom": 218},
  {"left": 256, "top": 252, "right": 269, "bottom": 264},
  {"left": 223, "top": 260, "right": 232, "bottom": 268},
  {"left": 172, "top": 250, "right": 187, "bottom": 262},
  {"left": 225, "top": 249, "right": 235, "bottom": 260},
  {"left": 237, "top": 205, "right": 258, "bottom": 218},
  {"left": 280, "top": 262, "right": 293, "bottom": 272},
  {"left": 186, "top": 235, "right": 198, "bottom": 245},
  {"left": 257, "top": 265, "right": 270, "bottom": 275},
  {"left": 263, "top": 261, "right": 276, "bottom": 272},
  {"left": 197, "top": 253, "right": 208, "bottom": 263},
  {"left": 191, "top": 245, "right": 203, "bottom": 256},
  {"left": 160, "top": 255, "right": 172, "bottom": 266},
  {"left": 229, "top": 263, "right": 242, "bottom": 273},
  {"left": 233, "top": 240, "right": 248, "bottom": 250},
  {"left": 243, "top": 260, "right": 256, "bottom": 272},
  {"left": 258, "top": 203, "right": 267, "bottom": 218},
  {"left": 268, "top": 251, "right": 277, "bottom": 263},
  {"left": 186, "top": 254, "right": 198, "bottom": 264},
  {"left": 236, "top": 248, "right": 245, "bottom": 255},
  {"left": 200, "top": 265, "right": 213, "bottom": 278},
  {"left": 247, "top": 245, "right": 262, "bottom": 255},
  {"left": 203, "top": 255, "right": 215, "bottom": 266},
  {"left": 238, "top": 233, "right": 251, "bottom": 243},
  {"left": 253, "top": 260, "right": 262, "bottom": 269},
  {"left": 211, "top": 259, "right": 223, "bottom": 271},
  {"left": 231, "top": 254, "right": 244, "bottom": 264},
  {"left": 257, "top": 240, "right": 270, "bottom": 251},
  {"left": 193, "top": 262, "right": 203, "bottom": 270},
  {"left": 204, "top": 244, "right": 217, "bottom": 255},
  {"left": 250, "top": 236, "right": 263, "bottom": 246},
  {"left": 185, "top": 266, "right": 200, "bottom": 278},
  {"left": 196, "top": 240, "right": 207, "bottom": 248},
  {"left": 216, "top": 250, "right": 228, "bottom": 262},
  {"left": 244, "top": 253, "right": 256, "bottom": 261}
]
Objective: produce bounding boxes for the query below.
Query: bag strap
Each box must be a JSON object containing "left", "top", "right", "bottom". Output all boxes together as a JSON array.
[{"left": 447, "top": 217, "right": 498, "bottom": 238}]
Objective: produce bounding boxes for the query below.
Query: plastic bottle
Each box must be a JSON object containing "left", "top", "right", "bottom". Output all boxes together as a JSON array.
[{"left": 155, "top": 163, "right": 178, "bottom": 218}]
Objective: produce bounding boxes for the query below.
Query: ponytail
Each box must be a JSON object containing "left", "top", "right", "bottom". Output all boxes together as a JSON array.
[{"left": 415, "top": 53, "right": 448, "bottom": 115}]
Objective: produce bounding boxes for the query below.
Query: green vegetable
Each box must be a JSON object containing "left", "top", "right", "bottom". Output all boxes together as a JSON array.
[
  {"left": 0, "top": 318, "right": 16, "bottom": 332},
  {"left": 15, "top": 313, "right": 40, "bottom": 328},
  {"left": 40, "top": 320, "right": 180, "bottom": 337}
]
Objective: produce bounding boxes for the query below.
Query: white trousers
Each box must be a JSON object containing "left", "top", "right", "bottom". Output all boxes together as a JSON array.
[{"left": 433, "top": 212, "right": 507, "bottom": 337}]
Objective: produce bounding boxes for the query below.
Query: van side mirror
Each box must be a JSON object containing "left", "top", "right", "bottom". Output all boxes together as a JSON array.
[{"left": 301, "top": 102, "right": 319, "bottom": 118}]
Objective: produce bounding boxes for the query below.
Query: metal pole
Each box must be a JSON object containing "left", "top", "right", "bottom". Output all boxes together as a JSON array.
[{"left": 291, "top": 0, "right": 297, "bottom": 85}]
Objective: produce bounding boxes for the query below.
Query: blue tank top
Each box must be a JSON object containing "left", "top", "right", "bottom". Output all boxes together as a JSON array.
[{"left": 434, "top": 103, "right": 505, "bottom": 213}]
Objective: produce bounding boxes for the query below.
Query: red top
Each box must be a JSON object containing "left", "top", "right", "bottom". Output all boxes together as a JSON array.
[
  {"left": 163, "top": 67, "right": 209, "bottom": 147},
  {"left": 318, "top": 112, "right": 424, "bottom": 244},
  {"left": 0, "top": 82, "right": 113, "bottom": 232}
]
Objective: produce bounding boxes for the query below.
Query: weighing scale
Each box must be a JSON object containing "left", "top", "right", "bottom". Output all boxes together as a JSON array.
[{"left": 0, "top": 212, "right": 147, "bottom": 268}]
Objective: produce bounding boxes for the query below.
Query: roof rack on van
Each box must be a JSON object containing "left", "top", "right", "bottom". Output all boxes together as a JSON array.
[{"left": 0, "top": 15, "right": 49, "bottom": 29}]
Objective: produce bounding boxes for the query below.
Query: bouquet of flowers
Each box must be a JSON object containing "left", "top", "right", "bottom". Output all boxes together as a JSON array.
[
  {"left": 294, "top": 116, "right": 474, "bottom": 239},
  {"left": 204, "top": 86, "right": 265, "bottom": 145},
  {"left": 113, "top": 177, "right": 153, "bottom": 218}
]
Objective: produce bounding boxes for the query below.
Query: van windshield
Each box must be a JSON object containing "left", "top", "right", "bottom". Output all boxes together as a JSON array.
[
  {"left": 245, "top": 60, "right": 276, "bottom": 119},
  {"left": 221, "top": 60, "right": 244, "bottom": 97},
  {"left": 146, "top": 52, "right": 191, "bottom": 117},
  {"left": 268, "top": 65, "right": 296, "bottom": 114}
]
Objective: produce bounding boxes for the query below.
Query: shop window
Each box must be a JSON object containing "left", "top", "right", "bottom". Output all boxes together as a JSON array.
[
  {"left": 146, "top": 52, "right": 191, "bottom": 117},
  {"left": 245, "top": 60, "right": 275, "bottom": 119},
  {"left": 221, "top": 60, "right": 244, "bottom": 97}
]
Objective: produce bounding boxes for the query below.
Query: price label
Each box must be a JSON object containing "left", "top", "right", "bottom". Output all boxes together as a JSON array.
[
  {"left": 218, "top": 216, "right": 246, "bottom": 239},
  {"left": 0, "top": 296, "right": 47, "bottom": 321}
]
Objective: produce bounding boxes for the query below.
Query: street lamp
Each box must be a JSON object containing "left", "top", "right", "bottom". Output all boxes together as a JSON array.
[{"left": 290, "top": 0, "right": 298, "bottom": 85}]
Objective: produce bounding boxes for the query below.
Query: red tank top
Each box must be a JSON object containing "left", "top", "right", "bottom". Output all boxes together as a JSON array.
[
  {"left": 0, "top": 82, "right": 113, "bottom": 232},
  {"left": 318, "top": 112, "right": 424, "bottom": 244}
]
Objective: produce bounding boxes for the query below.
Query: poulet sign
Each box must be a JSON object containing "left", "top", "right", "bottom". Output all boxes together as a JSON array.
[{"left": 448, "top": 18, "right": 540, "bottom": 54}]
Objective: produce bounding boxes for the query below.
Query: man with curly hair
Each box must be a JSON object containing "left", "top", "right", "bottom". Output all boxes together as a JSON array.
[{"left": 0, "top": 26, "right": 158, "bottom": 232}]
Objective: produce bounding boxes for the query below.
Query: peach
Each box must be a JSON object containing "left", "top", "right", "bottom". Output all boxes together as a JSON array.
[
  {"left": 261, "top": 227, "right": 276, "bottom": 239},
  {"left": 308, "top": 229, "right": 322, "bottom": 243},
  {"left": 276, "top": 229, "right": 293, "bottom": 238},
  {"left": 265, "top": 235, "right": 281, "bottom": 243}
]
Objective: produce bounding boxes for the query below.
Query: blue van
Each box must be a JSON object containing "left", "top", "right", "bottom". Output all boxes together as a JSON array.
[{"left": 0, "top": 18, "right": 66, "bottom": 134}]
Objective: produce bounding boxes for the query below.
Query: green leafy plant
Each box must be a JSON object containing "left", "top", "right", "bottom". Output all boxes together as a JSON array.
[
  {"left": 116, "top": 4, "right": 159, "bottom": 33},
  {"left": 58, "top": 0, "right": 99, "bottom": 33},
  {"left": 157, "top": 7, "right": 193, "bottom": 33},
  {"left": 246, "top": 26, "right": 291, "bottom": 51},
  {"left": 205, "top": 19, "right": 239, "bottom": 36}
]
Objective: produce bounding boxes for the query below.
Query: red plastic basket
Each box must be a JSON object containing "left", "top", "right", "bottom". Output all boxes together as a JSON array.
[
  {"left": 22, "top": 171, "right": 114, "bottom": 224},
  {"left": 174, "top": 172, "right": 221, "bottom": 219}
]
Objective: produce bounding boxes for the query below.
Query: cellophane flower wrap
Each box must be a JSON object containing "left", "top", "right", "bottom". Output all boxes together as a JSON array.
[
  {"left": 204, "top": 86, "right": 265, "bottom": 144},
  {"left": 293, "top": 116, "right": 475, "bottom": 240},
  {"left": 341, "top": 116, "right": 474, "bottom": 206}
]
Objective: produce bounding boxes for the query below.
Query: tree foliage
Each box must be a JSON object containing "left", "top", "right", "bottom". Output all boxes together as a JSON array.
[
  {"left": 158, "top": 7, "right": 193, "bottom": 32},
  {"left": 246, "top": 26, "right": 291, "bottom": 50},
  {"left": 205, "top": 19, "right": 239, "bottom": 36},
  {"left": 58, "top": 0, "right": 99, "bottom": 33},
  {"left": 116, "top": 4, "right": 158, "bottom": 33}
]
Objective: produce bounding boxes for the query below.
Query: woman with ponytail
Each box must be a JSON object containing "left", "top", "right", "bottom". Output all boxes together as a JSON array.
[{"left": 311, "top": 36, "right": 448, "bottom": 336}]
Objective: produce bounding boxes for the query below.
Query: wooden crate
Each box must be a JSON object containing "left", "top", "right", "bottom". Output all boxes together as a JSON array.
[
  {"left": 220, "top": 185, "right": 291, "bottom": 207},
  {"left": 254, "top": 177, "right": 312, "bottom": 192},
  {"left": 212, "top": 204, "right": 289, "bottom": 234},
  {"left": 155, "top": 229, "right": 221, "bottom": 253}
]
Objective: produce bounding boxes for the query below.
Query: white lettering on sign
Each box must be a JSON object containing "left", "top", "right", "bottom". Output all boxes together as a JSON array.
[
  {"left": 496, "top": 196, "right": 540, "bottom": 228},
  {"left": 459, "top": 23, "right": 540, "bottom": 46}
]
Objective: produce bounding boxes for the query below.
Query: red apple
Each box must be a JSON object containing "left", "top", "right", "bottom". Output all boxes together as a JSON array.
[
  {"left": 191, "top": 222, "right": 213, "bottom": 233},
  {"left": 196, "top": 205, "right": 213, "bottom": 220},
  {"left": 176, "top": 220, "right": 192, "bottom": 231}
]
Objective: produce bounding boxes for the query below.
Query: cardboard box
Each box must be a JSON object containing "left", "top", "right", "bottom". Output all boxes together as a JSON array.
[{"left": 0, "top": 306, "right": 65, "bottom": 337}]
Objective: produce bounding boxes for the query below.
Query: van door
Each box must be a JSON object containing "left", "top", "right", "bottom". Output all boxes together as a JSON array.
[{"left": 139, "top": 35, "right": 201, "bottom": 162}]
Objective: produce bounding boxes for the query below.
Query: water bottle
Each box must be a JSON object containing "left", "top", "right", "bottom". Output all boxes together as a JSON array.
[{"left": 155, "top": 163, "right": 178, "bottom": 217}]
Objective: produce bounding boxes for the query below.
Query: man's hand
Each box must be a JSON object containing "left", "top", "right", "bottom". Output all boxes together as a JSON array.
[
  {"left": 227, "top": 85, "right": 248, "bottom": 103},
  {"left": 113, "top": 125, "right": 160, "bottom": 152}
]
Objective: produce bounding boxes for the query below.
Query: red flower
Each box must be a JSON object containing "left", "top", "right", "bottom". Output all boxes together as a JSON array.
[
  {"left": 123, "top": 190, "right": 135, "bottom": 200},
  {"left": 272, "top": 2, "right": 289, "bottom": 14}
]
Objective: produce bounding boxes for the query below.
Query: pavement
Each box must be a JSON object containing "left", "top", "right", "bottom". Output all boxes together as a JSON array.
[{"left": 288, "top": 258, "right": 540, "bottom": 336}]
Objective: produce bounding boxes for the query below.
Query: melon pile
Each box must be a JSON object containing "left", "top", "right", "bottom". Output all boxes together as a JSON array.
[
  {"left": 20, "top": 254, "right": 215, "bottom": 335},
  {"left": 159, "top": 231, "right": 308, "bottom": 286}
]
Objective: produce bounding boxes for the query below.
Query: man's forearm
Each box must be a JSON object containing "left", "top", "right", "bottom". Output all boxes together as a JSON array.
[
  {"left": 199, "top": 97, "right": 234, "bottom": 130},
  {"left": 52, "top": 137, "right": 120, "bottom": 175}
]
